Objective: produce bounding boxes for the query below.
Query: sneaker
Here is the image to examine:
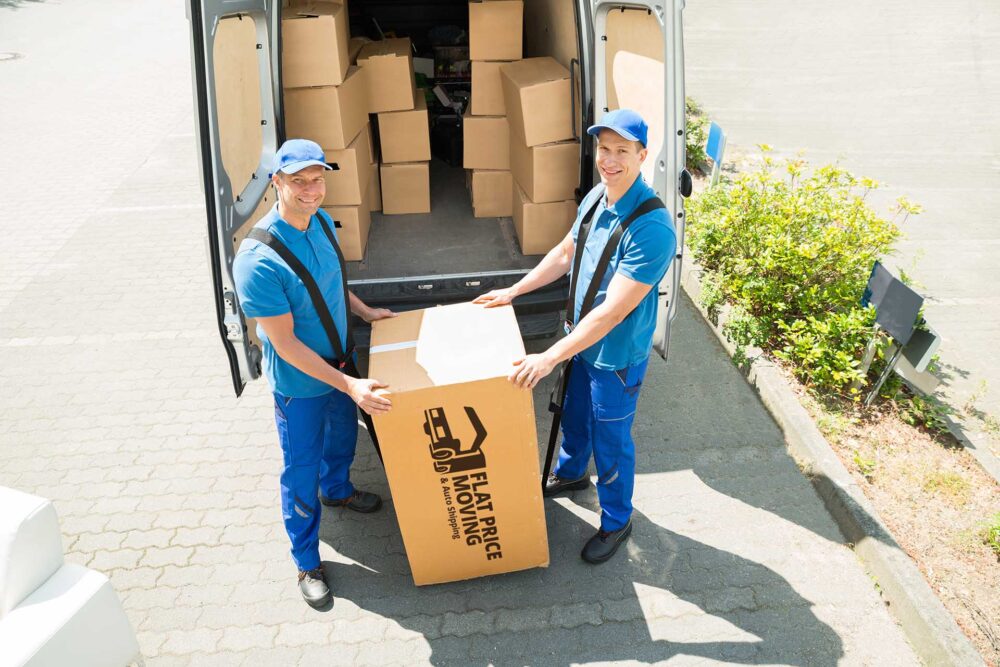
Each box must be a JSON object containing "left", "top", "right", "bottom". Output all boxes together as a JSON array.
[
  {"left": 320, "top": 489, "right": 383, "bottom": 513},
  {"left": 542, "top": 472, "right": 590, "bottom": 497},
  {"left": 297, "top": 567, "right": 331, "bottom": 608},
  {"left": 581, "top": 520, "right": 633, "bottom": 564}
]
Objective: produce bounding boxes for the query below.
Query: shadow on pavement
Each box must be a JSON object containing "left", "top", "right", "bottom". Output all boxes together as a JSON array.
[{"left": 320, "top": 293, "right": 850, "bottom": 664}]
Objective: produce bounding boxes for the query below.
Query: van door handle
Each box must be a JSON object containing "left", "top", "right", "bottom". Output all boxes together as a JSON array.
[{"left": 569, "top": 58, "right": 580, "bottom": 140}]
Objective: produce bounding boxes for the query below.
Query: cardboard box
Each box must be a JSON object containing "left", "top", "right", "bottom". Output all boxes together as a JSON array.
[
  {"left": 470, "top": 170, "right": 513, "bottom": 218},
  {"left": 469, "top": 0, "right": 523, "bottom": 61},
  {"left": 368, "top": 302, "right": 549, "bottom": 585},
  {"left": 380, "top": 162, "right": 430, "bottom": 215},
  {"left": 510, "top": 138, "right": 579, "bottom": 203},
  {"left": 368, "top": 161, "right": 382, "bottom": 211},
  {"left": 321, "top": 123, "right": 373, "bottom": 206},
  {"left": 357, "top": 38, "right": 417, "bottom": 113},
  {"left": 281, "top": 2, "right": 350, "bottom": 88},
  {"left": 284, "top": 66, "right": 369, "bottom": 150},
  {"left": 462, "top": 111, "right": 509, "bottom": 170},
  {"left": 512, "top": 183, "right": 576, "bottom": 255},
  {"left": 500, "top": 57, "right": 574, "bottom": 148},
  {"left": 470, "top": 61, "right": 509, "bottom": 116},
  {"left": 378, "top": 96, "right": 431, "bottom": 164},
  {"left": 320, "top": 186, "right": 372, "bottom": 262}
]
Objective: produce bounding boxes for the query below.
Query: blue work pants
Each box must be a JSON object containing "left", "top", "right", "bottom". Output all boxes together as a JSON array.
[
  {"left": 553, "top": 356, "right": 648, "bottom": 532},
  {"left": 273, "top": 389, "right": 358, "bottom": 571}
]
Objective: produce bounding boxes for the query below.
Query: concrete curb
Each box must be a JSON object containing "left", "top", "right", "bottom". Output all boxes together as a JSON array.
[{"left": 679, "top": 258, "right": 985, "bottom": 667}]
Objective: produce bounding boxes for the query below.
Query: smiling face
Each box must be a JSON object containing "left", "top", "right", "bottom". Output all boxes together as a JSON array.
[
  {"left": 595, "top": 128, "right": 647, "bottom": 192},
  {"left": 273, "top": 164, "right": 326, "bottom": 222}
]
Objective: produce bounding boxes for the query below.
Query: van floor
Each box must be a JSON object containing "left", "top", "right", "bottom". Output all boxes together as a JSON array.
[{"left": 346, "top": 158, "right": 537, "bottom": 281}]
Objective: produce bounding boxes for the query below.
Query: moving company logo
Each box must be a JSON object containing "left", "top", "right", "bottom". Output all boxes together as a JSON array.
[{"left": 423, "top": 406, "right": 503, "bottom": 561}]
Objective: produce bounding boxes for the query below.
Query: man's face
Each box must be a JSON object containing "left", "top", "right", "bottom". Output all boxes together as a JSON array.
[
  {"left": 273, "top": 165, "right": 326, "bottom": 219},
  {"left": 595, "top": 128, "right": 647, "bottom": 190}
]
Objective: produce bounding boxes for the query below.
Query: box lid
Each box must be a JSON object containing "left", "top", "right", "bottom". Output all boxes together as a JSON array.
[
  {"left": 500, "top": 57, "right": 568, "bottom": 88},
  {"left": 284, "top": 1, "right": 343, "bottom": 21},
  {"left": 358, "top": 37, "right": 412, "bottom": 61},
  {"left": 369, "top": 303, "right": 525, "bottom": 393}
]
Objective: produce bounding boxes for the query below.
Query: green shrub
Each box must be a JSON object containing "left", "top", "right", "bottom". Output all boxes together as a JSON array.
[
  {"left": 687, "top": 148, "right": 910, "bottom": 396},
  {"left": 980, "top": 512, "right": 1000, "bottom": 558},
  {"left": 685, "top": 98, "right": 709, "bottom": 174}
]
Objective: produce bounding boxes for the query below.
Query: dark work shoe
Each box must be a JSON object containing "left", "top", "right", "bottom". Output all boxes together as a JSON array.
[
  {"left": 320, "top": 489, "right": 383, "bottom": 513},
  {"left": 581, "top": 521, "right": 633, "bottom": 564},
  {"left": 543, "top": 472, "right": 590, "bottom": 497},
  {"left": 298, "top": 567, "right": 331, "bottom": 608}
]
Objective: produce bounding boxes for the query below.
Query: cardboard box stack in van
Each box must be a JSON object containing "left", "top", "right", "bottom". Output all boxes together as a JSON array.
[
  {"left": 380, "top": 162, "right": 431, "bottom": 215},
  {"left": 281, "top": 1, "right": 375, "bottom": 258},
  {"left": 501, "top": 56, "right": 579, "bottom": 254},
  {"left": 359, "top": 37, "right": 432, "bottom": 215},
  {"left": 368, "top": 302, "right": 549, "bottom": 585},
  {"left": 465, "top": 0, "right": 522, "bottom": 217}
]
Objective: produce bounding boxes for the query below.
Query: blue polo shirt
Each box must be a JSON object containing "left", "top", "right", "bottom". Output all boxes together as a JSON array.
[
  {"left": 570, "top": 176, "right": 676, "bottom": 371},
  {"left": 232, "top": 205, "right": 348, "bottom": 398}
]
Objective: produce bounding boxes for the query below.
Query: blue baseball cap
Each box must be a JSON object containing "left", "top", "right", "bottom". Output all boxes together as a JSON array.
[
  {"left": 587, "top": 109, "right": 648, "bottom": 147},
  {"left": 272, "top": 139, "right": 332, "bottom": 175}
]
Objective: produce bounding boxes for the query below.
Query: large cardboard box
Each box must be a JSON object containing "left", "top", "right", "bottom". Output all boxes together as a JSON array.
[
  {"left": 284, "top": 66, "right": 368, "bottom": 150},
  {"left": 470, "top": 169, "right": 513, "bottom": 218},
  {"left": 378, "top": 96, "right": 431, "bottom": 164},
  {"left": 380, "top": 162, "right": 430, "bottom": 215},
  {"left": 357, "top": 38, "right": 417, "bottom": 113},
  {"left": 463, "top": 111, "right": 509, "bottom": 170},
  {"left": 349, "top": 36, "right": 370, "bottom": 64},
  {"left": 470, "top": 61, "right": 509, "bottom": 116},
  {"left": 282, "top": 2, "right": 350, "bottom": 88},
  {"left": 369, "top": 302, "right": 549, "bottom": 585},
  {"left": 510, "top": 138, "right": 579, "bottom": 204},
  {"left": 368, "top": 161, "right": 382, "bottom": 211},
  {"left": 512, "top": 183, "right": 576, "bottom": 255},
  {"left": 469, "top": 0, "right": 523, "bottom": 61},
  {"left": 321, "top": 123, "right": 373, "bottom": 206},
  {"left": 321, "top": 186, "right": 372, "bottom": 262},
  {"left": 500, "top": 57, "right": 574, "bottom": 148}
]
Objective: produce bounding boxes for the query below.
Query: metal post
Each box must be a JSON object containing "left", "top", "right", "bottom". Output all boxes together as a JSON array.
[
  {"left": 864, "top": 343, "right": 905, "bottom": 407},
  {"left": 852, "top": 324, "right": 881, "bottom": 392}
]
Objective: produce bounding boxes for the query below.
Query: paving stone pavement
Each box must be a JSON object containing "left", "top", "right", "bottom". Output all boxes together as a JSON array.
[{"left": 1, "top": 1, "right": 922, "bottom": 665}]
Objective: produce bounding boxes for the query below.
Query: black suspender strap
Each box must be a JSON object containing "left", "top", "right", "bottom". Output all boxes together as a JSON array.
[
  {"left": 541, "top": 194, "right": 667, "bottom": 489},
  {"left": 247, "top": 213, "right": 383, "bottom": 463},
  {"left": 564, "top": 188, "right": 604, "bottom": 330}
]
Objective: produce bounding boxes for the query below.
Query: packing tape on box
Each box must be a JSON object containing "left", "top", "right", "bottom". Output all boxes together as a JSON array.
[{"left": 369, "top": 340, "right": 417, "bottom": 354}]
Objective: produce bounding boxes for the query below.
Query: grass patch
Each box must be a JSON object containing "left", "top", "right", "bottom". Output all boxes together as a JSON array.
[{"left": 922, "top": 470, "right": 971, "bottom": 505}]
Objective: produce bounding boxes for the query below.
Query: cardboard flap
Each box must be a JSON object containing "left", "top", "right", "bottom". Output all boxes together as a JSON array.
[
  {"left": 369, "top": 303, "right": 525, "bottom": 392},
  {"left": 287, "top": 2, "right": 340, "bottom": 19},
  {"left": 501, "top": 57, "right": 568, "bottom": 88},
  {"left": 358, "top": 37, "right": 412, "bottom": 61},
  {"left": 416, "top": 303, "right": 524, "bottom": 386}
]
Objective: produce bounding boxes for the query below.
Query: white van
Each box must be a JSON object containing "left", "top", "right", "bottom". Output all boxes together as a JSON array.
[{"left": 186, "top": 0, "right": 691, "bottom": 395}]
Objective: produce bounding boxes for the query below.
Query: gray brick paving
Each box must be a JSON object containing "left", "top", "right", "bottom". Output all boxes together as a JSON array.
[{"left": 0, "top": 1, "right": 923, "bottom": 665}]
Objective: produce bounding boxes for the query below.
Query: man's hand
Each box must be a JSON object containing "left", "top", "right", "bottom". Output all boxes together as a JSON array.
[
  {"left": 360, "top": 307, "right": 397, "bottom": 323},
  {"left": 508, "top": 352, "right": 559, "bottom": 390},
  {"left": 473, "top": 287, "right": 517, "bottom": 309},
  {"left": 347, "top": 377, "right": 392, "bottom": 415}
]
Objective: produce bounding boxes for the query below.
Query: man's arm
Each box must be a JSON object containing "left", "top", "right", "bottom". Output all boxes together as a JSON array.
[
  {"left": 256, "top": 313, "right": 392, "bottom": 415},
  {"left": 508, "top": 274, "right": 652, "bottom": 389},
  {"left": 473, "top": 231, "right": 576, "bottom": 308},
  {"left": 348, "top": 291, "right": 396, "bottom": 323}
]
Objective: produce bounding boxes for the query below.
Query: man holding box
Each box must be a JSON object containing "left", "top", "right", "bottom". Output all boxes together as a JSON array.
[
  {"left": 475, "top": 110, "right": 676, "bottom": 564},
  {"left": 233, "top": 139, "right": 395, "bottom": 608}
]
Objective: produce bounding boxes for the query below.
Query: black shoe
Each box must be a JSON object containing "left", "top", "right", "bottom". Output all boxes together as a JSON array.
[
  {"left": 581, "top": 521, "right": 633, "bottom": 564},
  {"left": 298, "top": 567, "right": 331, "bottom": 608},
  {"left": 543, "top": 472, "right": 590, "bottom": 497},
  {"left": 320, "top": 489, "right": 383, "bottom": 513}
]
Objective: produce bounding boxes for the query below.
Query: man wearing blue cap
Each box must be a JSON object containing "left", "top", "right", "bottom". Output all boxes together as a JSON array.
[
  {"left": 233, "top": 139, "right": 395, "bottom": 607},
  {"left": 476, "top": 109, "right": 676, "bottom": 563}
]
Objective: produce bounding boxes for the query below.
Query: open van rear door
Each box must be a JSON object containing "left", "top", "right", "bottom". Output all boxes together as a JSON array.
[
  {"left": 187, "top": 0, "right": 282, "bottom": 395},
  {"left": 591, "top": 0, "right": 687, "bottom": 359}
]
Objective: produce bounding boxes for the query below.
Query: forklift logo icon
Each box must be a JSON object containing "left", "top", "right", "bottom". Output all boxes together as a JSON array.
[{"left": 424, "top": 406, "right": 488, "bottom": 475}]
